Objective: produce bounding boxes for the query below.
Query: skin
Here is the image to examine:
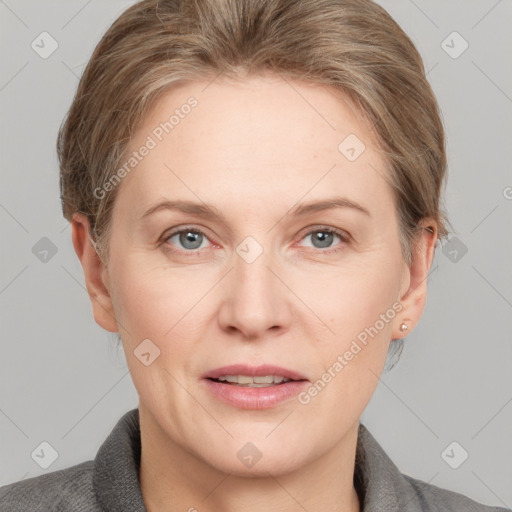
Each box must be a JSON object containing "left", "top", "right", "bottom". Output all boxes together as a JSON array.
[{"left": 72, "top": 73, "right": 437, "bottom": 512}]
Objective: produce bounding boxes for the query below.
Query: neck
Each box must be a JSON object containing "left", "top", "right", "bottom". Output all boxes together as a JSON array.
[{"left": 139, "top": 405, "right": 361, "bottom": 512}]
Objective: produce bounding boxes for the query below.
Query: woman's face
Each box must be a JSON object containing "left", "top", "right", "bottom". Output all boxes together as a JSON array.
[{"left": 85, "top": 74, "right": 429, "bottom": 476}]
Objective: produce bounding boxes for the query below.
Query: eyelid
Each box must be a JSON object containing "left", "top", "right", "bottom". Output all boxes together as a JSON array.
[{"left": 297, "top": 224, "right": 351, "bottom": 241}]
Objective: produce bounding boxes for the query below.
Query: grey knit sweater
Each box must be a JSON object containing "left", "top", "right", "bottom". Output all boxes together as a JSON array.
[{"left": 0, "top": 408, "right": 509, "bottom": 511}]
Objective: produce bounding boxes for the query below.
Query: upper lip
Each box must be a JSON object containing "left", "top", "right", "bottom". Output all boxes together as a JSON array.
[{"left": 202, "top": 364, "right": 309, "bottom": 381}]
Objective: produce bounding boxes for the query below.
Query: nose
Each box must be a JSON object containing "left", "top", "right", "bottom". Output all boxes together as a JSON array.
[{"left": 217, "top": 239, "right": 293, "bottom": 339}]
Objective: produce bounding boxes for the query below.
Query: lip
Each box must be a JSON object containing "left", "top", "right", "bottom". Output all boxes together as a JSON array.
[
  {"left": 201, "top": 364, "right": 309, "bottom": 381},
  {"left": 200, "top": 364, "right": 309, "bottom": 410},
  {"left": 202, "top": 379, "right": 309, "bottom": 409}
]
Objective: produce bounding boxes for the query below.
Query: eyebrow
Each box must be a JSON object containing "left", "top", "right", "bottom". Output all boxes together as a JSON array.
[
  {"left": 291, "top": 197, "right": 371, "bottom": 217},
  {"left": 139, "top": 196, "right": 371, "bottom": 223}
]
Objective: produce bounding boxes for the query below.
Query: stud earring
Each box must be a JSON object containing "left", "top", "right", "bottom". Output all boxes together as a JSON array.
[{"left": 399, "top": 322, "right": 408, "bottom": 332}]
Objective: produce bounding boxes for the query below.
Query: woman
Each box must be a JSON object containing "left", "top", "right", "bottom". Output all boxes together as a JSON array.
[{"left": 1, "top": 0, "right": 509, "bottom": 510}]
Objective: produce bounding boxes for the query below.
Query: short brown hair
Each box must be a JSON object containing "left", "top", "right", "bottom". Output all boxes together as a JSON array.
[{"left": 58, "top": 0, "right": 449, "bottom": 267}]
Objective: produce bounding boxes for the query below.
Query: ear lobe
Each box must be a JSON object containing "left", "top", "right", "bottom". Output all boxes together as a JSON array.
[
  {"left": 392, "top": 221, "right": 438, "bottom": 339},
  {"left": 71, "top": 213, "right": 119, "bottom": 333}
]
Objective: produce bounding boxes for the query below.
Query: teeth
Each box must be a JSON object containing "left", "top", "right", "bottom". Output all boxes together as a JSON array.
[{"left": 216, "top": 375, "right": 292, "bottom": 386}]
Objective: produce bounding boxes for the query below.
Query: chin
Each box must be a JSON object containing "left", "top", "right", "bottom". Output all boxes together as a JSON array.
[{"left": 211, "top": 456, "right": 299, "bottom": 478}]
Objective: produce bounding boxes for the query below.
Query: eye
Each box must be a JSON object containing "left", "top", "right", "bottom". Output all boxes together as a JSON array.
[
  {"left": 161, "top": 225, "right": 350, "bottom": 256},
  {"left": 163, "top": 227, "right": 212, "bottom": 252},
  {"left": 297, "top": 226, "right": 350, "bottom": 252}
]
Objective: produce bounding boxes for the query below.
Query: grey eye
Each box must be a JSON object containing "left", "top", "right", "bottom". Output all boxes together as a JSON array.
[
  {"left": 301, "top": 228, "right": 346, "bottom": 250},
  {"left": 309, "top": 231, "right": 335, "bottom": 249},
  {"left": 167, "top": 230, "right": 207, "bottom": 250}
]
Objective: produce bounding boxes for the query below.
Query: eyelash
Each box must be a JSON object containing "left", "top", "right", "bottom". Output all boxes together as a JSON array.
[{"left": 160, "top": 225, "right": 351, "bottom": 256}]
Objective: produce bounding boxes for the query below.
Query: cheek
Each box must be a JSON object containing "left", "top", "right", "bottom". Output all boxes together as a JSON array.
[
  {"left": 295, "top": 256, "right": 401, "bottom": 390},
  {"left": 108, "top": 263, "right": 207, "bottom": 399},
  {"left": 108, "top": 255, "right": 207, "bottom": 345},
  {"left": 296, "top": 268, "right": 400, "bottom": 434},
  {"left": 291, "top": 256, "right": 402, "bottom": 335}
]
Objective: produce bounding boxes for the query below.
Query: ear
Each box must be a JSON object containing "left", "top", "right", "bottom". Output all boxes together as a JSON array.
[
  {"left": 71, "top": 213, "right": 119, "bottom": 333},
  {"left": 392, "top": 219, "right": 438, "bottom": 339}
]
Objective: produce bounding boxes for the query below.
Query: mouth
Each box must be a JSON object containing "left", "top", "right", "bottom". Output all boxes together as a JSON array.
[
  {"left": 200, "top": 364, "right": 309, "bottom": 409},
  {"left": 206, "top": 375, "right": 306, "bottom": 387},
  {"left": 201, "top": 363, "right": 309, "bottom": 383}
]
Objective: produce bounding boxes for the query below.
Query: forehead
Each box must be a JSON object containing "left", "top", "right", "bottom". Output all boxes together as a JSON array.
[{"left": 115, "top": 74, "right": 394, "bottom": 220}]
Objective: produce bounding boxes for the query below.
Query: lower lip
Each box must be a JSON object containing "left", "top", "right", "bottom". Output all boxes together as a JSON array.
[{"left": 202, "top": 379, "right": 309, "bottom": 409}]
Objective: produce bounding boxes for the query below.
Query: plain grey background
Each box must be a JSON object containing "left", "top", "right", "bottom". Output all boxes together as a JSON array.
[{"left": 1, "top": 0, "right": 511, "bottom": 508}]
